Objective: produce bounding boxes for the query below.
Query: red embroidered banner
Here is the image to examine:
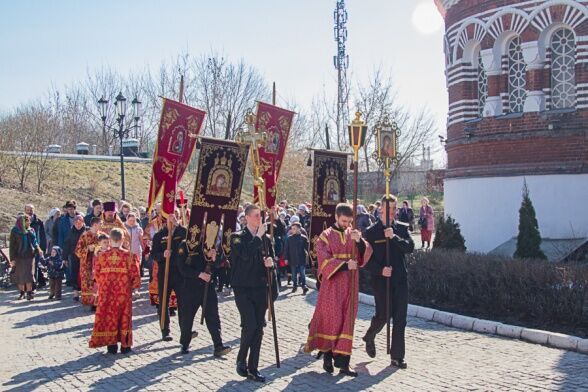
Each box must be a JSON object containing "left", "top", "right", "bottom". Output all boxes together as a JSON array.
[
  {"left": 252, "top": 102, "right": 295, "bottom": 209},
  {"left": 147, "top": 98, "right": 206, "bottom": 217}
]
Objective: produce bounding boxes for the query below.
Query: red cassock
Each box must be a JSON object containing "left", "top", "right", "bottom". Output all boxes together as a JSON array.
[
  {"left": 89, "top": 247, "right": 141, "bottom": 349},
  {"left": 75, "top": 230, "right": 100, "bottom": 306},
  {"left": 304, "top": 226, "right": 372, "bottom": 356}
]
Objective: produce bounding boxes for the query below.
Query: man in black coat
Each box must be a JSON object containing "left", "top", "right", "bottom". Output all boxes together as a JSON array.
[
  {"left": 230, "top": 204, "right": 275, "bottom": 383},
  {"left": 151, "top": 212, "right": 186, "bottom": 341},
  {"left": 363, "top": 195, "right": 414, "bottom": 369},
  {"left": 176, "top": 239, "right": 231, "bottom": 356},
  {"left": 282, "top": 222, "right": 309, "bottom": 294}
]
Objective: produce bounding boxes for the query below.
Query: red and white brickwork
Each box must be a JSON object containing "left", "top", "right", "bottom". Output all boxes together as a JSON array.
[{"left": 435, "top": 0, "right": 588, "bottom": 252}]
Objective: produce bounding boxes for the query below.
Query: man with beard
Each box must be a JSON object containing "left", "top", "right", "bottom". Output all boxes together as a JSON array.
[
  {"left": 303, "top": 203, "right": 372, "bottom": 377},
  {"left": 53, "top": 200, "right": 80, "bottom": 285},
  {"left": 151, "top": 211, "right": 186, "bottom": 342},
  {"left": 101, "top": 202, "right": 129, "bottom": 248},
  {"left": 24, "top": 204, "right": 47, "bottom": 287}
]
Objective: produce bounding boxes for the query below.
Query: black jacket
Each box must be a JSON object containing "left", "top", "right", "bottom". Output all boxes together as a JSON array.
[
  {"left": 230, "top": 228, "right": 274, "bottom": 288},
  {"left": 177, "top": 241, "right": 221, "bottom": 286},
  {"left": 151, "top": 225, "right": 188, "bottom": 278},
  {"left": 364, "top": 219, "right": 414, "bottom": 281},
  {"left": 396, "top": 207, "right": 415, "bottom": 231},
  {"left": 283, "top": 233, "right": 309, "bottom": 267},
  {"left": 29, "top": 214, "right": 47, "bottom": 253},
  {"left": 63, "top": 225, "right": 87, "bottom": 262}
]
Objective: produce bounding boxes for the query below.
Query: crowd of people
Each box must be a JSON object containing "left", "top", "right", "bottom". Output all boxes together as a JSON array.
[{"left": 6, "top": 194, "right": 435, "bottom": 382}]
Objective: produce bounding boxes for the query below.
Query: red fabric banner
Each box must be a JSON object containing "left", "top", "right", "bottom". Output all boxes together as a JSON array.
[
  {"left": 147, "top": 98, "right": 206, "bottom": 217},
  {"left": 252, "top": 102, "right": 295, "bottom": 209}
]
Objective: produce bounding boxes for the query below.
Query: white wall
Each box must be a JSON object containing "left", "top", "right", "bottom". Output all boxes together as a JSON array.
[{"left": 444, "top": 174, "right": 588, "bottom": 252}]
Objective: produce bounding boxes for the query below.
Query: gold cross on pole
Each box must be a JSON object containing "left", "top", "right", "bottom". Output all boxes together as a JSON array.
[{"left": 236, "top": 111, "right": 268, "bottom": 209}]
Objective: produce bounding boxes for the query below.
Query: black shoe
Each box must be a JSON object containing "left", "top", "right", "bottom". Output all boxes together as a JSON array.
[
  {"left": 107, "top": 345, "right": 118, "bottom": 354},
  {"left": 362, "top": 335, "right": 376, "bottom": 358},
  {"left": 73, "top": 296, "right": 79, "bottom": 302},
  {"left": 27, "top": 292, "right": 34, "bottom": 301},
  {"left": 191, "top": 331, "right": 198, "bottom": 338},
  {"left": 213, "top": 345, "right": 232, "bottom": 357},
  {"left": 339, "top": 367, "right": 358, "bottom": 377},
  {"left": 323, "top": 353, "right": 334, "bottom": 374},
  {"left": 291, "top": 287, "right": 298, "bottom": 293},
  {"left": 48, "top": 294, "right": 54, "bottom": 300},
  {"left": 90, "top": 306, "right": 97, "bottom": 312},
  {"left": 302, "top": 287, "right": 309, "bottom": 295},
  {"left": 18, "top": 291, "right": 25, "bottom": 300},
  {"left": 391, "top": 358, "right": 407, "bottom": 369},
  {"left": 323, "top": 362, "right": 334, "bottom": 374},
  {"left": 180, "top": 345, "right": 189, "bottom": 354},
  {"left": 247, "top": 370, "right": 266, "bottom": 383},
  {"left": 162, "top": 335, "right": 173, "bottom": 342},
  {"left": 120, "top": 347, "right": 132, "bottom": 354},
  {"left": 169, "top": 309, "right": 176, "bottom": 317},
  {"left": 236, "top": 360, "right": 248, "bottom": 377}
]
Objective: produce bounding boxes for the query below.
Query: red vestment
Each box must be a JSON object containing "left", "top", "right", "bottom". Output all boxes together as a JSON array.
[
  {"left": 89, "top": 247, "right": 140, "bottom": 348},
  {"left": 304, "top": 225, "right": 372, "bottom": 356},
  {"left": 75, "top": 230, "right": 100, "bottom": 306},
  {"left": 148, "top": 261, "right": 177, "bottom": 308}
]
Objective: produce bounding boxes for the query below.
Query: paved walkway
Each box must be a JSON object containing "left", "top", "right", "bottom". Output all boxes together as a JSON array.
[{"left": 1, "top": 279, "right": 587, "bottom": 391}]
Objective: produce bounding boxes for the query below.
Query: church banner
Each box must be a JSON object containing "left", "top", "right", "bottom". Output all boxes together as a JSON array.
[
  {"left": 309, "top": 150, "right": 348, "bottom": 261},
  {"left": 186, "top": 137, "right": 249, "bottom": 258},
  {"left": 148, "top": 98, "right": 206, "bottom": 217},
  {"left": 252, "top": 101, "right": 295, "bottom": 208}
]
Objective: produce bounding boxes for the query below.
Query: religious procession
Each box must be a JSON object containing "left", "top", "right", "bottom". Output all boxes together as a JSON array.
[{"left": 4, "top": 86, "right": 417, "bottom": 384}]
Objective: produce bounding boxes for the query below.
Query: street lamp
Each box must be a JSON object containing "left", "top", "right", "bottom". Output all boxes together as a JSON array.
[{"left": 98, "top": 92, "right": 141, "bottom": 200}]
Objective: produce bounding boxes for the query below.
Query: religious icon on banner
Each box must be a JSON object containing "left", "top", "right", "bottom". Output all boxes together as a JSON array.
[
  {"left": 168, "top": 127, "right": 186, "bottom": 155},
  {"left": 265, "top": 129, "right": 281, "bottom": 154},
  {"left": 379, "top": 130, "right": 395, "bottom": 159},
  {"left": 323, "top": 167, "right": 341, "bottom": 205},
  {"left": 206, "top": 153, "right": 233, "bottom": 198}
]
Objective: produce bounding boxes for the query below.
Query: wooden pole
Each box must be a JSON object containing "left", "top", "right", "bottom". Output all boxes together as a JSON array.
[
  {"left": 159, "top": 218, "right": 174, "bottom": 331},
  {"left": 272, "top": 82, "right": 276, "bottom": 106}
]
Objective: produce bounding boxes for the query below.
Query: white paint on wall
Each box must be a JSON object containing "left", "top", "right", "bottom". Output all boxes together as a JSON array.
[{"left": 444, "top": 174, "right": 588, "bottom": 252}]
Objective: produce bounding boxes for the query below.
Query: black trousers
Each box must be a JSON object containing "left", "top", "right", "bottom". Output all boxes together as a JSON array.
[
  {"left": 234, "top": 287, "right": 267, "bottom": 372},
  {"left": 364, "top": 275, "right": 408, "bottom": 360},
  {"left": 157, "top": 263, "right": 182, "bottom": 336},
  {"left": 70, "top": 257, "right": 80, "bottom": 291},
  {"left": 179, "top": 279, "right": 223, "bottom": 349}
]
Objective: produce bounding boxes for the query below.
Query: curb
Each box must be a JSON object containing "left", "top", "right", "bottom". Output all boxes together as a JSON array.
[{"left": 305, "top": 278, "right": 587, "bottom": 355}]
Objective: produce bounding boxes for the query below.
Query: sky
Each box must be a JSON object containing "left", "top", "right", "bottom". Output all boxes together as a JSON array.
[{"left": 0, "top": 0, "right": 447, "bottom": 160}]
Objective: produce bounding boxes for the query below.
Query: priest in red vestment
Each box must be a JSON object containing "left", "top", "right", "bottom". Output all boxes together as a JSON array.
[
  {"left": 304, "top": 203, "right": 372, "bottom": 377},
  {"left": 89, "top": 228, "right": 141, "bottom": 354}
]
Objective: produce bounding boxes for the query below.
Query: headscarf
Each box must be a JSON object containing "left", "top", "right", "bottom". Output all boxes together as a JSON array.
[
  {"left": 48, "top": 207, "right": 60, "bottom": 220},
  {"left": 12, "top": 214, "right": 32, "bottom": 254}
]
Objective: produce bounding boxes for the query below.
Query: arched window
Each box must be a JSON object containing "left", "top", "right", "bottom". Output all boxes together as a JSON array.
[
  {"left": 551, "top": 28, "right": 576, "bottom": 109},
  {"left": 477, "top": 51, "right": 488, "bottom": 116},
  {"left": 508, "top": 36, "right": 527, "bottom": 113}
]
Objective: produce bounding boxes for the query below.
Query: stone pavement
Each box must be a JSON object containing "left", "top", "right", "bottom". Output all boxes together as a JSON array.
[{"left": 1, "top": 279, "right": 587, "bottom": 391}]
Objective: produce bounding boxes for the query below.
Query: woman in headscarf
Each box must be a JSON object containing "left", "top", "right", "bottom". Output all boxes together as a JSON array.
[{"left": 9, "top": 214, "right": 43, "bottom": 300}]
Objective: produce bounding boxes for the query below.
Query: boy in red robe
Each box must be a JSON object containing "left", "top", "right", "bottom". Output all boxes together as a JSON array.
[
  {"left": 89, "top": 228, "right": 141, "bottom": 354},
  {"left": 304, "top": 203, "right": 372, "bottom": 377}
]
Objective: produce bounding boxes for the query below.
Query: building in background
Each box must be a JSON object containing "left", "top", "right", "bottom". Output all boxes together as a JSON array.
[{"left": 435, "top": 0, "right": 588, "bottom": 253}]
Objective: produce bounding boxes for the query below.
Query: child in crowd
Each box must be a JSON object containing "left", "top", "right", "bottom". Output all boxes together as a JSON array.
[{"left": 42, "top": 246, "right": 65, "bottom": 300}]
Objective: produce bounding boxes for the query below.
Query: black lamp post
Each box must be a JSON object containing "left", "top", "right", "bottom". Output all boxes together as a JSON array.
[{"left": 98, "top": 92, "right": 141, "bottom": 200}]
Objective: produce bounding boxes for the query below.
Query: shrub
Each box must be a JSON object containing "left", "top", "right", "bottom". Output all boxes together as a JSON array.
[
  {"left": 514, "top": 180, "right": 546, "bottom": 260},
  {"left": 404, "top": 250, "right": 588, "bottom": 336},
  {"left": 433, "top": 214, "right": 466, "bottom": 252}
]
